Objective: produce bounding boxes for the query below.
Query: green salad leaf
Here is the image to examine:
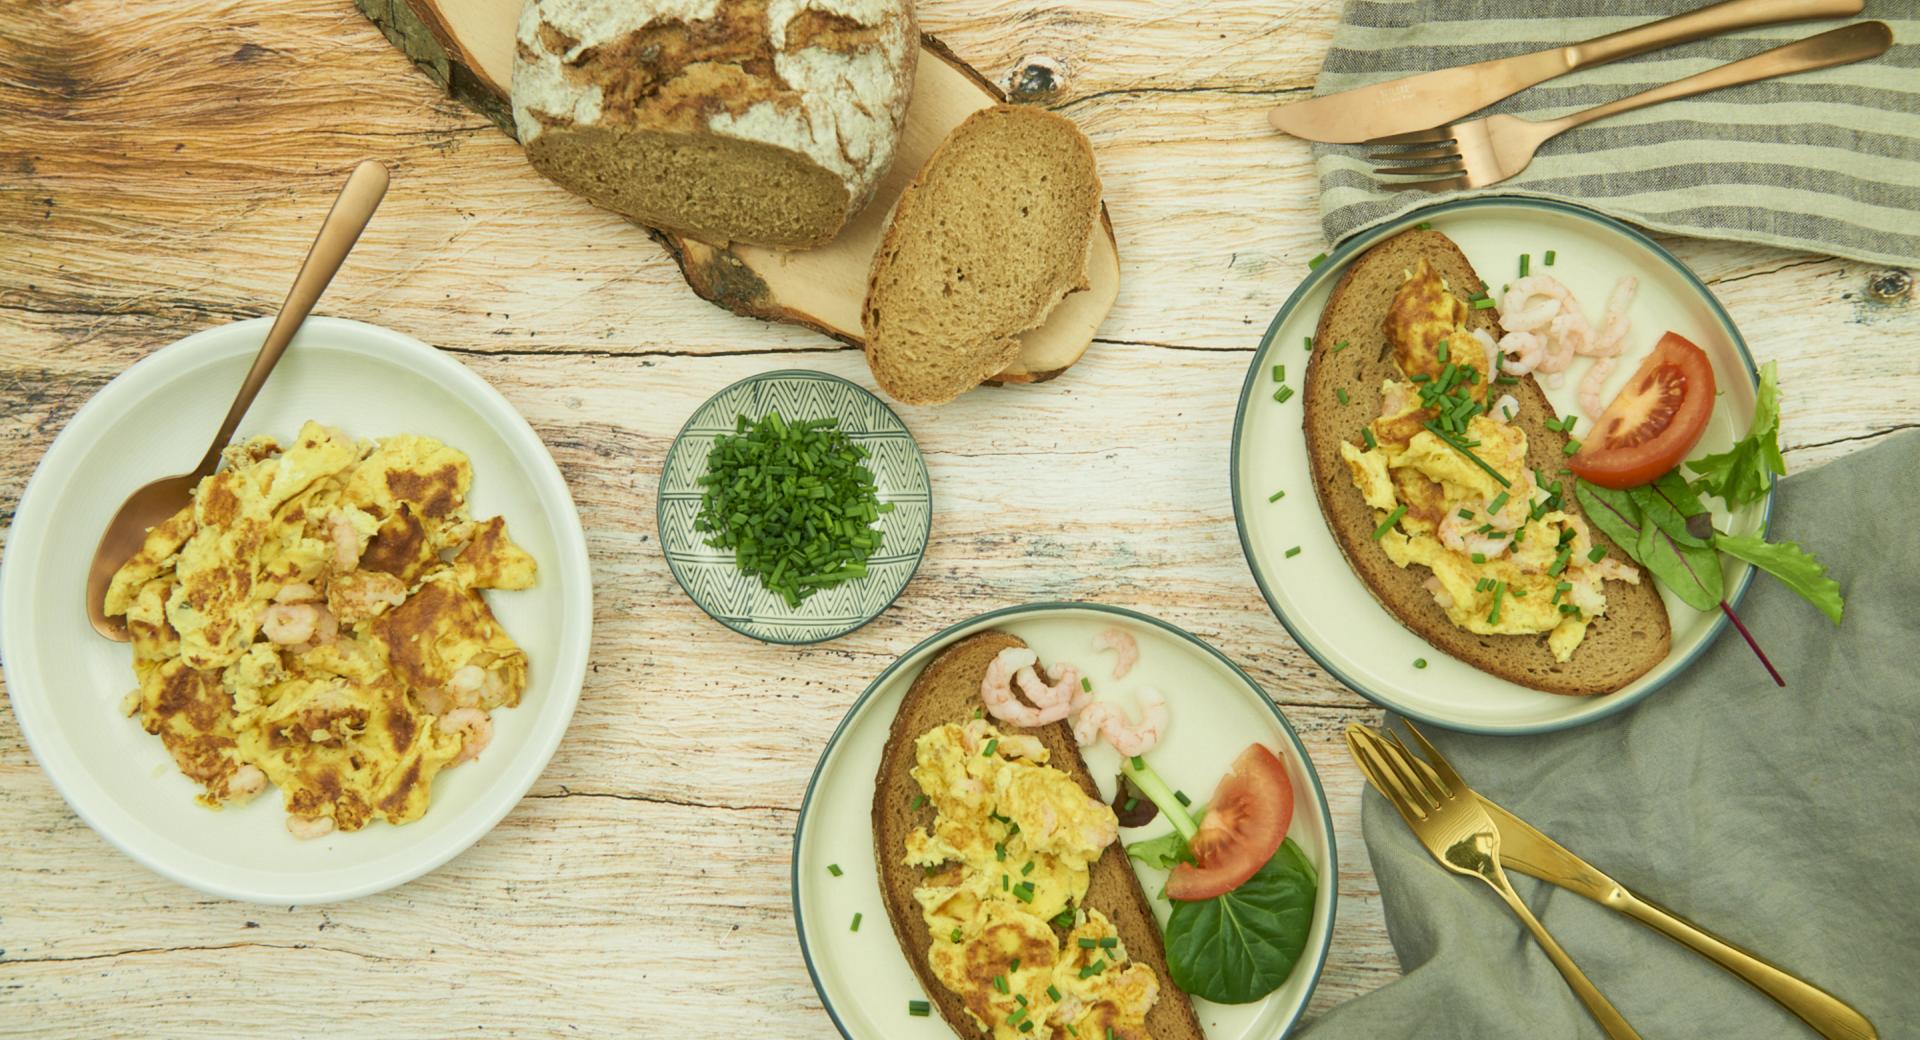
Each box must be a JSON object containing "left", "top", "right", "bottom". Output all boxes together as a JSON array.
[
  {"left": 1125, "top": 816, "right": 1199, "bottom": 871},
  {"left": 1715, "top": 533, "right": 1844, "bottom": 625},
  {"left": 1687, "top": 360, "right": 1785, "bottom": 507},
  {"left": 1577, "top": 480, "right": 1723, "bottom": 612},
  {"left": 1164, "top": 839, "right": 1317, "bottom": 1005}
]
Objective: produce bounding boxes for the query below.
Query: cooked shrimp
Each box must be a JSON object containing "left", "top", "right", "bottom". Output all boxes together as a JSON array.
[
  {"left": 227, "top": 764, "right": 267, "bottom": 799},
  {"left": 1071, "top": 687, "right": 1169, "bottom": 757},
  {"left": 1423, "top": 576, "right": 1455, "bottom": 609},
  {"left": 1539, "top": 311, "right": 1587, "bottom": 373},
  {"left": 262, "top": 603, "right": 320, "bottom": 645},
  {"left": 328, "top": 570, "right": 407, "bottom": 624},
  {"left": 1589, "top": 555, "right": 1642, "bottom": 584},
  {"left": 437, "top": 707, "right": 493, "bottom": 765},
  {"left": 1438, "top": 510, "right": 1511, "bottom": 559},
  {"left": 286, "top": 814, "right": 335, "bottom": 841},
  {"left": 1092, "top": 627, "right": 1138, "bottom": 680},
  {"left": 1381, "top": 379, "right": 1418, "bottom": 416},
  {"left": 1498, "top": 277, "right": 1570, "bottom": 332},
  {"left": 1497, "top": 330, "right": 1546, "bottom": 375},
  {"left": 273, "top": 582, "right": 321, "bottom": 604},
  {"left": 1016, "top": 663, "right": 1087, "bottom": 716},
  {"left": 1578, "top": 355, "right": 1618, "bottom": 419},
  {"left": 446, "top": 664, "right": 488, "bottom": 708},
  {"left": 1489, "top": 394, "right": 1521, "bottom": 423},
  {"left": 961, "top": 717, "right": 1045, "bottom": 760},
  {"left": 328, "top": 510, "right": 363, "bottom": 572},
  {"left": 1586, "top": 276, "right": 1638, "bottom": 358},
  {"left": 981, "top": 648, "right": 1071, "bottom": 726}
]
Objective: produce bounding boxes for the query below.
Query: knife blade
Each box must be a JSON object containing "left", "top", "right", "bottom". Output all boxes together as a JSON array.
[
  {"left": 1479, "top": 794, "right": 1630, "bottom": 901},
  {"left": 1267, "top": 0, "right": 1866, "bottom": 143}
]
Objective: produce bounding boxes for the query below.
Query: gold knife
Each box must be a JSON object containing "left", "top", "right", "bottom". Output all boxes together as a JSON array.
[
  {"left": 1268, "top": 0, "right": 1865, "bottom": 144},
  {"left": 1482, "top": 794, "right": 1878, "bottom": 1040}
]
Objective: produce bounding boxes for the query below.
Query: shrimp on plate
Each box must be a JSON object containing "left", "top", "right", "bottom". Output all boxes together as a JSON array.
[
  {"left": 1091, "top": 627, "right": 1138, "bottom": 679},
  {"left": 1071, "top": 687, "right": 1168, "bottom": 757},
  {"left": 981, "top": 648, "right": 1072, "bottom": 727}
]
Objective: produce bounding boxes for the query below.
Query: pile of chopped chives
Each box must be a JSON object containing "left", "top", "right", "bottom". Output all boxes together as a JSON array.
[{"left": 693, "top": 411, "right": 893, "bottom": 607}]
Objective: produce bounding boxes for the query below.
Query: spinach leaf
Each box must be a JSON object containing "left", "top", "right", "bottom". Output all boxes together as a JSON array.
[
  {"left": 1163, "top": 839, "right": 1317, "bottom": 1005},
  {"left": 1687, "top": 360, "right": 1785, "bottom": 507},
  {"left": 1577, "top": 479, "right": 1723, "bottom": 612},
  {"left": 1632, "top": 478, "right": 1709, "bottom": 549},
  {"left": 1716, "top": 533, "right": 1844, "bottom": 625}
]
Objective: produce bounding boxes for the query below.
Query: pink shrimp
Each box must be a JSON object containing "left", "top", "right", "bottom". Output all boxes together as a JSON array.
[
  {"left": 438, "top": 707, "right": 493, "bottom": 764},
  {"left": 286, "top": 814, "right": 335, "bottom": 840},
  {"left": 1423, "top": 576, "right": 1454, "bottom": 609},
  {"left": 1578, "top": 356, "right": 1618, "bottom": 419},
  {"left": 1498, "top": 277, "right": 1570, "bottom": 333},
  {"left": 1497, "top": 330, "right": 1547, "bottom": 375},
  {"left": 1586, "top": 276, "right": 1638, "bottom": 358},
  {"left": 1017, "top": 662, "right": 1088, "bottom": 716},
  {"left": 328, "top": 510, "right": 363, "bottom": 572},
  {"left": 1438, "top": 510, "right": 1511, "bottom": 560},
  {"left": 981, "top": 648, "right": 1071, "bottom": 727},
  {"left": 1070, "top": 687, "right": 1168, "bottom": 757},
  {"left": 1489, "top": 394, "right": 1521, "bottom": 423},
  {"left": 1092, "top": 627, "right": 1138, "bottom": 679}
]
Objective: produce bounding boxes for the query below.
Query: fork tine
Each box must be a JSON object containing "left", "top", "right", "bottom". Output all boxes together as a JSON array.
[
  {"left": 1397, "top": 719, "right": 1471, "bottom": 795},
  {"left": 1381, "top": 729, "right": 1452, "bottom": 799},
  {"left": 1351, "top": 725, "right": 1439, "bottom": 811},
  {"left": 1372, "top": 162, "right": 1467, "bottom": 179},
  {"left": 1393, "top": 176, "right": 1472, "bottom": 194},
  {"left": 1361, "top": 727, "right": 1445, "bottom": 809},
  {"left": 1365, "top": 145, "right": 1461, "bottom": 163},
  {"left": 1362, "top": 126, "right": 1453, "bottom": 146},
  {"left": 1344, "top": 725, "right": 1427, "bottom": 818}
]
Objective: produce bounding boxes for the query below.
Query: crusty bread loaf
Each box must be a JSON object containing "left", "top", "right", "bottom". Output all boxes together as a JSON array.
[
  {"left": 862, "top": 105, "right": 1102, "bottom": 405},
  {"left": 872, "top": 631, "right": 1204, "bottom": 1040},
  {"left": 511, "top": 0, "right": 915, "bottom": 249},
  {"left": 1303, "top": 229, "right": 1671, "bottom": 695}
]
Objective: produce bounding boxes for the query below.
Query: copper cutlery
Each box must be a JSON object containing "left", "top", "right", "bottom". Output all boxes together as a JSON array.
[{"left": 1364, "top": 21, "right": 1893, "bottom": 192}]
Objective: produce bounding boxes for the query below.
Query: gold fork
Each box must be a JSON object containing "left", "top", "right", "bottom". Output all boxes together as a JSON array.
[
  {"left": 1365, "top": 21, "right": 1892, "bottom": 192},
  {"left": 1346, "top": 723, "right": 1643, "bottom": 1040}
]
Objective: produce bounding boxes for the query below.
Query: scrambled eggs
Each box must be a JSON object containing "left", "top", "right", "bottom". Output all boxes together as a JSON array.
[
  {"left": 1341, "top": 260, "right": 1640, "bottom": 661},
  {"left": 906, "top": 720, "right": 1159, "bottom": 1039},
  {"left": 104, "top": 421, "right": 536, "bottom": 837}
]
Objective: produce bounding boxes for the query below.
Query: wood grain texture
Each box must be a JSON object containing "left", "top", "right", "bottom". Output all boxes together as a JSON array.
[{"left": 0, "top": 1, "right": 1914, "bottom": 1037}]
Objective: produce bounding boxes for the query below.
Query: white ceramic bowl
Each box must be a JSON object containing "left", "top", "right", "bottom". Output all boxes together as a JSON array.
[
  {"left": 0, "top": 316, "right": 593, "bottom": 904},
  {"left": 1232, "top": 198, "right": 1770, "bottom": 734},
  {"left": 792, "top": 604, "right": 1338, "bottom": 1040}
]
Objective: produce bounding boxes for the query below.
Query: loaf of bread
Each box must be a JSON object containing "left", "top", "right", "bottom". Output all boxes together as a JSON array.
[
  {"left": 862, "top": 104, "right": 1102, "bottom": 405},
  {"left": 511, "top": 0, "right": 916, "bottom": 249}
]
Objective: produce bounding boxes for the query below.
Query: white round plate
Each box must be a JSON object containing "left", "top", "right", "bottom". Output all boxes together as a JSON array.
[
  {"left": 0, "top": 316, "right": 593, "bottom": 904},
  {"left": 792, "top": 603, "right": 1337, "bottom": 1040},
  {"left": 1233, "top": 198, "right": 1770, "bottom": 735}
]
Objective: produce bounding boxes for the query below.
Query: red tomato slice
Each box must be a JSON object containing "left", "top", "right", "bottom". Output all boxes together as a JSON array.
[
  {"left": 1570, "top": 331, "right": 1717, "bottom": 490},
  {"left": 1166, "top": 744, "right": 1294, "bottom": 902}
]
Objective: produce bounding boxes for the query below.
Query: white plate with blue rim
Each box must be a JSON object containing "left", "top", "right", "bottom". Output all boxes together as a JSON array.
[
  {"left": 1232, "top": 196, "right": 1772, "bottom": 735},
  {"left": 792, "top": 603, "right": 1338, "bottom": 1040}
]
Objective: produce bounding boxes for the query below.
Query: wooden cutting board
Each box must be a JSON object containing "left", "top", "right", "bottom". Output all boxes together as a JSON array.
[{"left": 356, "top": 0, "right": 1121, "bottom": 383}]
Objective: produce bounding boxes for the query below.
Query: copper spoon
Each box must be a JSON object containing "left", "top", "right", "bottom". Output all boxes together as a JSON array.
[{"left": 84, "top": 159, "right": 390, "bottom": 640}]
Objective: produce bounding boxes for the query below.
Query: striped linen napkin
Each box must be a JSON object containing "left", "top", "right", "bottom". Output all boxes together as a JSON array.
[{"left": 1312, "top": 2, "right": 1920, "bottom": 266}]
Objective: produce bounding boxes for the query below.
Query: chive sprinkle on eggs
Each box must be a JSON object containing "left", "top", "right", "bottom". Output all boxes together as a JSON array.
[{"left": 693, "top": 410, "right": 893, "bottom": 608}]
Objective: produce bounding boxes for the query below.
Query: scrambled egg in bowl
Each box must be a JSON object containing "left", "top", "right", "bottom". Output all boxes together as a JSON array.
[
  {"left": 1343, "top": 260, "right": 1641, "bottom": 661},
  {"left": 104, "top": 420, "right": 537, "bottom": 839},
  {"left": 906, "top": 720, "right": 1159, "bottom": 1039}
]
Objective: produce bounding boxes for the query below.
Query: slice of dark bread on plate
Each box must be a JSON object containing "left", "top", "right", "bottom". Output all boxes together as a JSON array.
[
  {"left": 872, "top": 630, "right": 1205, "bottom": 1040},
  {"left": 862, "top": 105, "right": 1102, "bottom": 405},
  {"left": 1302, "top": 228, "right": 1671, "bottom": 695}
]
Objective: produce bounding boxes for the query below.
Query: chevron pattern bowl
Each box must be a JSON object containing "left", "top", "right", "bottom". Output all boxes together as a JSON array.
[{"left": 658, "top": 370, "right": 932, "bottom": 644}]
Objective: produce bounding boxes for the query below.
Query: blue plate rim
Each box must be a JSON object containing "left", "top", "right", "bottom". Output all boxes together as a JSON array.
[
  {"left": 790, "top": 600, "right": 1340, "bottom": 1040},
  {"left": 1229, "top": 195, "right": 1773, "bottom": 736},
  {"left": 655, "top": 368, "right": 932, "bottom": 646}
]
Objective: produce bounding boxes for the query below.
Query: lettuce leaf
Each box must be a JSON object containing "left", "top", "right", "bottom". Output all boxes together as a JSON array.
[
  {"left": 1715, "top": 533, "right": 1844, "bottom": 625},
  {"left": 1687, "top": 361, "right": 1785, "bottom": 507}
]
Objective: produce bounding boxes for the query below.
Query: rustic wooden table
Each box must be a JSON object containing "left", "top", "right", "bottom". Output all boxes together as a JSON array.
[{"left": 3, "top": 1, "right": 1914, "bottom": 1036}]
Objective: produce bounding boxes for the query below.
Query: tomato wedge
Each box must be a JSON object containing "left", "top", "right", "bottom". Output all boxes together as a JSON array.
[
  {"left": 1166, "top": 744, "right": 1293, "bottom": 902},
  {"left": 1570, "top": 331, "right": 1716, "bottom": 489}
]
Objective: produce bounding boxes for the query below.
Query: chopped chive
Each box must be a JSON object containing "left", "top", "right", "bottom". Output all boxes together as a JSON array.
[
  {"left": 1052, "top": 908, "right": 1076, "bottom": 929},
  {"left": 1489, "top": 580, "right": 1507, "bottom": 624},
  {"left": 1470, "top": 552, "right": 1486, "bottom": 564},
  {"left": 1563, "top": 438, "right": 1581, "bottom": 456},
  {"left": 1496, "top": 374, "right": 1518, "bottom": 385},
  {"left": 850, "top": 912, "right": 862, "bottom": 932},
  {"left": 909, "top": 1000, "right": 932, "bottom": 1017},
  {"left": 1545, "top": 249, "right": 1556, "bottom": 266},
  {"left": 1425, "top": 421, "right": 1512, "bottom": 487},
  {"left": 1021, "top": 861, "right": 1035, "bottom": 876},
  {"left": 951, "top": 927, "right": 964, "bottom": 943},
  {"left": 1123, "top": 797, "right": 1138, "bottom": 812},
  {"left": 1273, "top": 385, "right": 1295, "bottom": 404},
  {"left": 1308, "top": 252, "right": 1328, "bottom": 269},
  {"left": 1436, "top": 339, "right": 1450, "bottom": 363},
  {"left": 1414, "top": 658, "right": 1428, "bottom": 669},
  {"left": 1336, "top": 387, "right": 1349, "bottom": 406},
  {"left": 1331, "top": 340, "right": 1351, "bottom": 353},
  {"left": 1268, "top": 489, "right": 1286, "bottom": 503},
  {"left": 994, "top": 974, "right": 1009, "bottom": 994},
  {"left": 982, "top": 738, "right": 999, "bottom": 757},
  {"left": 1519, "top": 253, "right": 1531, "bottom": 277},
  {"left": 1588, "top": 546, "right": 1607, "bottom": 562},
  {"left": 1372, "top": 505, "right": 1407, "bottom": 541},
  {"left": 1047, "top": 985, "right": 1063, "bottom": 1002},
  {"left": 1472, "top": 297, "right": 1497, "bottom": 310},
  {"left": 1007, "top": 1007, "right": 1028, "bottom": 1026},
  {"left": 1417, "top": 221, "right": 1432, "bottom": 230},
  {"left": 1174, "top": 790, "right": 1192, "bottom": 807},
  {"left": 1011, "top": 959, "right": 1021, "bottom": 974},
  {"left": 1099, "top": 936, "right": 1119, "bottom": 949},
  {"left": 912, "top": 794, "right": 927, "bottom": 811},
  {"left": 1549, "top": 546, "right": 1573, "bottom": 577},
  {"left": 1079, "top": 959, "right": 1108, "bottom": 979},
  {"left": 827, "top": 863, "right": 843, "bottom": 877},
  {"left": 995, "top": 842, "right": 1006, "bottom": 861},
  {"left": 1410, "top": 372, "right": 1431, "bottom": 383},
  {"left": 1080, "top": 676, "right": 1092, "bottom": 692},
  {"left": 1130, "top": 755, "right": 1145, "bottom": 771},
  {"left": 1272, "top": 364, "right": 1286, "bottom": 382},
  {"left": 1361, "top": 426, "right": 1377, "bottom": 450},
  {"left": 1488, "top": 491, "right": 1510, "bottom": 515},
  {"left": 1458, "top": 508, "right": 1475, "bottom": 520},
  {"left": 1303, "top": 336, "right": 1313, "bottom": 351},
  {"left": 1510, "top": 587, "right": 1528, "bottom": 598},
  {"left": 1285, "top": 545, "right": 1302, "bottom": 558},
  {"left": 1078, "top": 937, "right": 1099, "bottom": 949},
  {"left": 1002, "top": 873, "right": 1010, "bottom": 891},
  {"left": 1559, "top": 602, "right": 1581, "bottom": 615}
]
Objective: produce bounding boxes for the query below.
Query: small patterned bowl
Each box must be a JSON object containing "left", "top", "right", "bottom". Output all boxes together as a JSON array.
[{"left": 657, "top": 370, "right": 932, "bottom": 645}]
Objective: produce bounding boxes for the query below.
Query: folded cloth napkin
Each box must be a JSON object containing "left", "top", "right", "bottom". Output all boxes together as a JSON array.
[
  {"left": 1313, "top": 2, "right": 1920, "bottom": 267},
  {"left": 1299, "top": 430, "right": 1920, "bottom": 1039}
]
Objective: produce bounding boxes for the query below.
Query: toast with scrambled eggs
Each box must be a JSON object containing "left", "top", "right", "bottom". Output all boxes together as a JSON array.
[
  {"left": 1304, "top": 229, "right": 1670, "bottom": 695},
  {"left": 873, "top": 631, "right": 1204, "bottom": 1040}
]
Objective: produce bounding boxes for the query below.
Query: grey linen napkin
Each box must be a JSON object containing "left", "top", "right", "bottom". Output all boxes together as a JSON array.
[
  {"left": 1299, "top": 431, "right": 1920, "bottom": 1039},
  {"left": 1313, "top": 2, "right": 1920, "bottom": 266}
]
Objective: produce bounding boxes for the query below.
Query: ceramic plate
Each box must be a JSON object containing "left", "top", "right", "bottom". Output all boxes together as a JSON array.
[
  {"left": 658, "top": 370, "right": 931, "bottom": 644},
  {"left": 0, "top": 316, "right": 593, "bottom": 904},
  {"left": 792, "top": 603, "right": 1337, "bottom": 1040},
  {"left": 1233, "top": 197, "right": 1771, "bottom": 734}
]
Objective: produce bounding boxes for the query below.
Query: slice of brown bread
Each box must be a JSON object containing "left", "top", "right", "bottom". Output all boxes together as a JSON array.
[
  {"left": 872, "top": 631, "right": 1205, "bottom": 1040},
  {"left": 862, "top": 105, "right": 1102, "bottom": 405},
  {"left": 1302, "top": 228, "right": 1671, "bottom": 696}
]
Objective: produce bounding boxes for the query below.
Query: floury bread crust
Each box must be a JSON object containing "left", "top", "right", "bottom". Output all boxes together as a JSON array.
[
  {"left": 511, "top": 0, "right": 915, "bottom": 248},
  {"left": 871, "top": 631, "right": 1205, "bottom": 1040},
  {"left": 1302, "top": 228, "right": 1671, "bottom": 695}
]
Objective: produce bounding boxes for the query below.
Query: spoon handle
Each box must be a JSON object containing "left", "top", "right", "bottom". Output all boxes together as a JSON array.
[{"left": 195, "top": 159, "right": 390, "bottom": 474}]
